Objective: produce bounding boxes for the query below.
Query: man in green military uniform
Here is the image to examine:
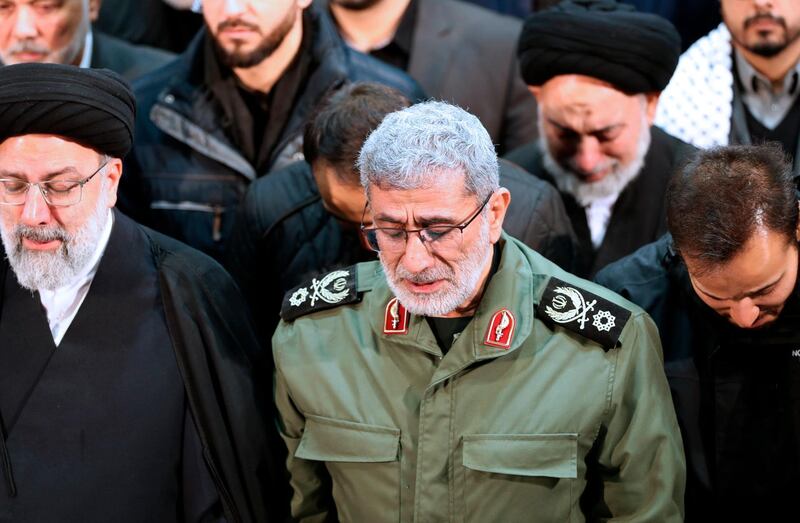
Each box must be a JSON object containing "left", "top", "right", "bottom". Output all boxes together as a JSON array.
[{"left": 273, "top": 101, "right": 685, "bottom": 522}]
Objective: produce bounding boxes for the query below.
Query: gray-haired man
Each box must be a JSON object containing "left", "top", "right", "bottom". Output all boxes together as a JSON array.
[{"left": 272, "top": 101, "right": 686, "bottom": 522}]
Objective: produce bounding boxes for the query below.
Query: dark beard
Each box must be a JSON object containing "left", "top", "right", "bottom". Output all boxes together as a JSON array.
[
  {"left": 330, "top": 0, "right": 385, "bottom": 11},
  {"left": 742, "top": 13, "right": 800, "bottom": 58},
  {"left": 211, "top": 8, "right": 296, "bottom": 69},
  {"left": 749, "top": 42, "right": 788, "bottom": 58}
]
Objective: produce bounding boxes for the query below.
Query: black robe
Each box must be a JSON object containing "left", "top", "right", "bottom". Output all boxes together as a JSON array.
[
  {"left": 504, "top": 126, "right": 697, "bottom": 277},
  {"left": 0, "top": 211, "right": 277, "bottom": 522}
]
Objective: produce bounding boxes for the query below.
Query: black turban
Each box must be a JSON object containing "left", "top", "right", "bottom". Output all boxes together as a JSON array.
[
  {"left": 518, "top": 0, "right": 681, "bottom": 93},
  {"left": 0, "top": 63, "right": 135, "bottom": 158}
]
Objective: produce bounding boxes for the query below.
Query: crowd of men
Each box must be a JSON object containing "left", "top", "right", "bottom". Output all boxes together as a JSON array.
[{"left": 0, "top": 0, "right": 798, "bottom": 521}]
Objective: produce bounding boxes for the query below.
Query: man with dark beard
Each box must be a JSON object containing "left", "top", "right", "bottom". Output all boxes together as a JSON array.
[
  {"left": 272, "top": 101, "right": 685, "bottom": 522},
  {"left": 506, "top": 0, "right": 696, "bottom": 278},
  {"left": 658, "top": 0, "right": 800, "bottom": 173},
  {"left": 0, "top": 64, "right": 277, "bottom": 522},
  {"left": 120, "top": 0, "right": 423, "bottom": 259}
]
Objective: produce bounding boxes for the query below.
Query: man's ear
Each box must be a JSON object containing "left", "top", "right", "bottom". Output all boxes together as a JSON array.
[
  {"left": 796, "top": 201, "right": 800, "bottom": 242},
  {"left": 103, "top": 158, "right": 123, "bottom": 209},
  {"left": 488, "top": 188, "right": 511, "bottom": 244},
  {"left": 528, "top": 85, "right": 541, "bottom": 102},
  {"left": 645, "top": 92, "right": 661, "bottom": 125},
  {"left": 89, "top": 0, "right": 102, "bottom": 22}
]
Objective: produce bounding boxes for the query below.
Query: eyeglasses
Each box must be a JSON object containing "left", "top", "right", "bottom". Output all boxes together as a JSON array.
[
  {"left": 361, "top": 193, "right": 492, "bottom": 254},
  {"left": 0, "top": 161, "right": 108, "bottom": 207}
]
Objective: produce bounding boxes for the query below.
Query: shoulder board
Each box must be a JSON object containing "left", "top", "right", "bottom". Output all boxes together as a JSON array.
[
  {"left": 281, "top": 266, "right": 359, "bottom": 322},
  {"left": 537, "top": 276, "right": 631, "bottom": 351}
]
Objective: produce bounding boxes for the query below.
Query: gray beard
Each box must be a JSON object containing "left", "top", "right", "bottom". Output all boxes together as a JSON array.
[
  {"left": 0, "top": 189, "right": 109, "bottom": 292},
  {"left": 381, "top": 216, "right": 492, "bottom": 317},
  {"left": 538, "top": 119, "right": 651, "bottom": 207}
]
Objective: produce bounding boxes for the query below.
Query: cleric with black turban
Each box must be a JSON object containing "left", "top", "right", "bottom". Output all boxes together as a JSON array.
[
  {"left": 505, "top": 0, "right": 695, "bottom": 279},
  {"left": 0, "top": 63, "right": 277, "bottom": 522}
]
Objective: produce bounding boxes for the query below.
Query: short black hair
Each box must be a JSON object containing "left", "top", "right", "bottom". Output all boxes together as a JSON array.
[
  {"left": 303, "top": 82, "right": 411, "bottom": 185},
  {"left": 667, "top": 143, "right": 798, "bottom": 270}
]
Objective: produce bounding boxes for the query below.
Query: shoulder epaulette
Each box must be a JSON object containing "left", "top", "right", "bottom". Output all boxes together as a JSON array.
[
  {"left": 537, "top": 276, "right": 631, "bottom": 351},
  {"left": 281, "top": 266, "right": 359, "bottom": 321}
]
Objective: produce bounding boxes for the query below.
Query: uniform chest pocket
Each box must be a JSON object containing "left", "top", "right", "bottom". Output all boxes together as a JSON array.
[
  {"left": 461, "top": 433, "right": 578, "bottom": 523},
  {"left": 296, "top": 415, "right": 401, "bottom": 523}
]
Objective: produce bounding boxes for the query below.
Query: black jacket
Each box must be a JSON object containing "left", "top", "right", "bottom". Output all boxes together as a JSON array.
[
  {"left": 505, "top": 127, "right": 697, "bottom": 277},
  {"left": 120, "top": 5, "right": 424, "bottom": 260},
  {"left": 595, "top": 235, "right": 800, "bottom": 521},
  {"left": 0, "top": 211, "right": 277, "bottom": 522},
  {"left": 225, "top": 159, "right": 578, "bottom": 344}
]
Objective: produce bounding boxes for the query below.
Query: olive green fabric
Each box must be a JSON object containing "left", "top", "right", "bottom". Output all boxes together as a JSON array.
[{"left": 273, "top": 234, "right": 685, "bottom": 522}]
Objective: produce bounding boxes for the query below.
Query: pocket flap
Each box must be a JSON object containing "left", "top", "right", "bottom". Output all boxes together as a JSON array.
[
  {"left": 296, "top": 414, "right": 400, "bottom": 463},
  {"left": 462, "top": 433, "right": 577, "bottom": 478}
]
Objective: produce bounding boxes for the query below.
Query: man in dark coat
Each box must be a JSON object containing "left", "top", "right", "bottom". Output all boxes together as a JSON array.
[
  {"left": 327, "top": 0, "right": 538, "bottom": 155},
  {"left": 0, "top": 63, "right": 276, "bottom": 523},
  {"left": 0, "top": 0, "right": 174, "bottom": 80},
  {"left": 225, "top": 82, "right": 577, "bottom": 345},
  {"left": 120, "top": 0, "right": 423, "bottom": 260},
  {"left": 595, "top": 144, "right": 800, "bottom": 521},
  {"left": 507, "top": 0, "right": 696, "bottom": 277}
]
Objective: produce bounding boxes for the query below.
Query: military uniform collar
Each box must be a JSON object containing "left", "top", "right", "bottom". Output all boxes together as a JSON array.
[{"left": 368, "top": 234, "right": 536, "bottom": 371}]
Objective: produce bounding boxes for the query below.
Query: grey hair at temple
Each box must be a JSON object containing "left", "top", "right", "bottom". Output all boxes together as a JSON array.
[{"left": 357, "top": 101, "right": 499, "bottom": 201}]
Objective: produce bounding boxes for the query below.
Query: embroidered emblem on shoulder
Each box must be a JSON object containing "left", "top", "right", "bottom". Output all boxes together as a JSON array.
[
  {"left": 281, "top": 267, "right": 359, "bottom": 321},
  {"left": 538, "top": 277, "right": 631, "bottom": 351}
]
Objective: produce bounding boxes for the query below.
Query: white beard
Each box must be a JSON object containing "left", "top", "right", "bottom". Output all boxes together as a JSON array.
[
  {"left": 381, "top": 217, "right": 492, "bottom": 317},
  {"left": 0, "top": 185, "right": 110, "bottom": 292},
  {"left": 538, "top": 114, "right": 652, "bottom": 207}
]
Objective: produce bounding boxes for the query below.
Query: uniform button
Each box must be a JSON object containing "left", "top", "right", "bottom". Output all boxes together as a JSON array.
[{"left": 164, "top": 94, "right": 175, "bottom": 104}]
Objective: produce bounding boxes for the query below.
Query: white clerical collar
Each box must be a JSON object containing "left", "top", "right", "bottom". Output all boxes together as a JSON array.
[
  {"left": 584, "top": 192, "right": 620, "bottom": 250},
  {"left": 78, "top": 29, "right": 93, "bottom": 69},
  {"left": 38, "top": 209, "right": 113, "bottom": 346}
]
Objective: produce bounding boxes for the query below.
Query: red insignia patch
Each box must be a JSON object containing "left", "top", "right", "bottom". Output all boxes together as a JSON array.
[
  {"left": 483, "top": 309, "right": 515, "bottom": 349},
  {"left": 384, "top": 297, "right": 410, "bottom": 335}
]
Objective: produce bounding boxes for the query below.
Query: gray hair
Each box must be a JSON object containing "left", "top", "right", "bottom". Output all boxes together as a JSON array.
[{"left": 358, "top": 101, "right": 499, "bottom": 200}]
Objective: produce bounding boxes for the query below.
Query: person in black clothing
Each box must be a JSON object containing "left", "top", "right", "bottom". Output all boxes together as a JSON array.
[
  {"left": 0, "top": 63, "right": 276, "bottom": 523},
  {"left": 327, "top": 0, "right": 538, "bottom": 155},
  {"left": 225, "top": 82, "right": 577, "bottom": 344},
  {"left": 120, "top": 0, "right": 423, "bottom": 259},
  {"left": 595, "top": 144, "right": 800, "bottom": 521},
  {"left": 0, "top": 0, "right": 174, "bottom": 81},
  {"left": 507, "top": 0, "right": 696, "bottom": 277}
]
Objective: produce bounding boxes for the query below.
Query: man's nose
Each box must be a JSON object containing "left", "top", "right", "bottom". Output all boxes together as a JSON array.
[
  {"left": 12, "top": 7, "right": 38, "bottom": 40},
  {"left": 20, "top": 184, "right": 52, "bottom": 226},
  {"left": 573, "top": 137, "right": 603, "bottom": 176},
  {"left": 222, "top": 0, "right": 246, "bottom": 16},
  {"left": 753, "top": 0, "right": 774, "bottom": 10},
  {"left": 729, "top": 298, "right": 760, "bottom": 328},
  {"left": 400, "top": 233, "right": 435, "bottom": 274}
]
